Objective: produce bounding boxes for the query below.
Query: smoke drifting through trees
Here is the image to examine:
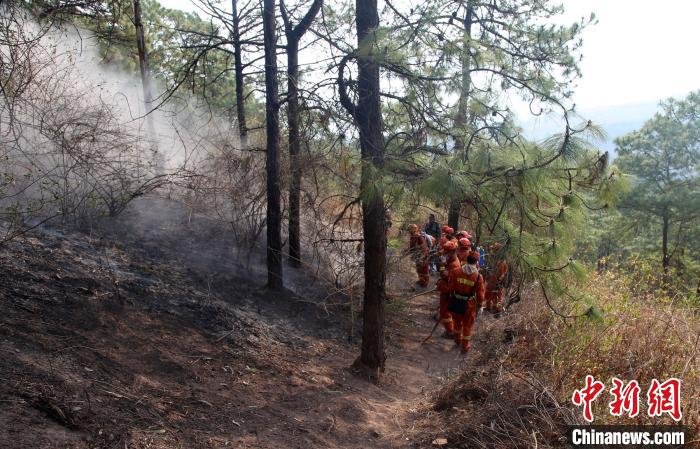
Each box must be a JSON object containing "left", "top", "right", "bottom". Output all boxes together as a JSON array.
[
  {"left": 0, "top": 8, "right": 236, "bottom": 242},
  {"left": 7, "top": 0, "right": 685, "bottom": 382},
  {"left": 0, "top": 2, "right": 368, "bottom": 296}
]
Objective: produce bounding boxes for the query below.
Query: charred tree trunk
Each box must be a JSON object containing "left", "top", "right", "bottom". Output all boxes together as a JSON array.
[
  {"left": 134, "top": 0, "right": 160, "bottom": 172},
  {"left": 448, "top": 200, "right": 460, "bottom": 229},
  {"left": 281, "top": 0, "right": 322, "bottom": 267},
  {"left": 231, "top": 0, "right": 248, "bottom": 147},
  {"left": 263, "top": 0, "right": 283, "bottom": 289},
  {"left": 132, "top": 0, "right": 159, "bottom": 167},
  {"left": 133, "top": 0, "right": 151, "bottom": 108},
  {"left": 287, "top": 39, "right": 302, "bottom": 266},
  {"left": 339, "top": 0, "right": 387, "bottom": 378},
  {"left": 448, "top": 2, "right": 474, "bottom": 230}
]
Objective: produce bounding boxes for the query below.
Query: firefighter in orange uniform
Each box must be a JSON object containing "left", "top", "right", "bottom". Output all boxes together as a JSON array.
[
  {"left": 439, "top": 225, "right": 452, "bottom": 247},
  {"left": 447, "top": 251, "right": 485, "bottom": 353},
  {"left": 455, "top": 230, "right": 471, "bottom": 241},
  {"left": 485, "top": 242, "right": 509, "bottom": 314},
  {"left": 448, "top": 228, "right": 458, "bottom": 245},
  {"left": 436, "top": 241, "right": 460, "bottom": 338},
  {"left": 456, "top": 237, "right": 471, "bottom": 265},
  {"left": 409, "top": 224, "right": 430, "bottom": 287},
  {"left": 438, "top": 226, "right": 455, "bottom": 263}
]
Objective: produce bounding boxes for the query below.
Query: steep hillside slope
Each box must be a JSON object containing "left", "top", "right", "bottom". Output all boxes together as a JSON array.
[{"left": 0, "top": 198, "right": 494, "bottom": 449}]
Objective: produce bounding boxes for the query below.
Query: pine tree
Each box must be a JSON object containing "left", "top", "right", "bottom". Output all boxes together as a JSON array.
[
  {"left": 280, "top": 0, "right": 324, "bottom": 267},
  {"left": 339, "top": 0, "right": 387, "bottom": 378},
  {"left": 263, "top": 0, "right": 284, "bottom": 289},
  {"left": 615, "top": 91, "right": 700, "bottom": 278}
]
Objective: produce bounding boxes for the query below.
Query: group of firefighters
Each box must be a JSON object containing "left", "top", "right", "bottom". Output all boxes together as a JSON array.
[{"left": 408, "top": 215, "right": 509, "bottom": 353}]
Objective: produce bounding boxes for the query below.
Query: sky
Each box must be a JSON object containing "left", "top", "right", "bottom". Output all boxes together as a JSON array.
[
  {"left": 519, "top": 0, "right": 700, "bottom": 149},
  {"left": 558, "top": 0, "right": 700, "bottom": 110}
]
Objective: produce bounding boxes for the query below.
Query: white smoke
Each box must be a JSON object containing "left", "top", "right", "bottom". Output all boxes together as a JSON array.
[
  {"left": 43, "top": 25, "right": 239, "bottom": 170},
  {"left": 0, "top": 9, "right": 240, "bottom": 238}
]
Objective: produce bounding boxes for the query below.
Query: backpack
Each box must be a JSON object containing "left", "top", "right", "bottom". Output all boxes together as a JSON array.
[
  {"left": 421, "top": 231, "right": 435, "bottom": 250},
  {"left": 448, "top": 273, "right": 482, "bottom": 316}
]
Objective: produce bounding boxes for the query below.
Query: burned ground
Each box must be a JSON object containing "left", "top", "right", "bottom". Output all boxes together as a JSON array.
[{"left": 0, "top": 198, "right": 541, "bottom": 449}]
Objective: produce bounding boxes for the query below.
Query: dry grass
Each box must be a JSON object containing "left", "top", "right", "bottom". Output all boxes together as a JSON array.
[
  {"left": 540, "top": 271, "right": 700, "bottom": 430},
  {"left": 410, "top": 270, "right": 699, "bottom": 448}
]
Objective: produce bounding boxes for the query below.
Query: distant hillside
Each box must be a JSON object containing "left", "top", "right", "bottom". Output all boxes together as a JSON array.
[{"left": 520, "top": 101, "right": 661, "bottom": 157}]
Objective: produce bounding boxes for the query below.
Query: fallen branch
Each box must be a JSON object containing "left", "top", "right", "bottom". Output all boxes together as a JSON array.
[{"left": 215, "top": 328, "right": 237, "bottom": 342}]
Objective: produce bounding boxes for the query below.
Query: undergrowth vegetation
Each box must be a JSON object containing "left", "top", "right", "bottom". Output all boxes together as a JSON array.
[
  {"left": 541, "top": 269, "right": 699, "bottom": 428},
  {"left": 414, "top": 268, "right": 699, "bottom": 448}
]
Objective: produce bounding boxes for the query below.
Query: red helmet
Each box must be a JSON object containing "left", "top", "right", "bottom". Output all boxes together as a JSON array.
[
  {"left": 441, "top": 225, "right": 451, "bottom": 234},
  {"left": 470, "top": 250, "right": 480, "bottom": 260},
  {"left": 458, "top": 237, "right": 471, "bottom": 249},
  {"left": 442, "top": 241, "right": 457, "bottom": 252},
  {"left": 446, "top": 227, "right": 454, "bottom": 235},
  {"left": 456, "top": 230, "right": 472, "bottom": 239}
]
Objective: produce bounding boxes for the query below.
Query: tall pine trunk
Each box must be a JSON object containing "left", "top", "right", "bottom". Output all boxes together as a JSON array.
[
  {"left": 287, "top": 36, "right": 302, "bottom": 267},
  {"left": 448, "top": 2, "right": 474, "bottom": 230},
  {"left": 231, "top": 0, "right": 248, "bottom": 147},
  {"left": 448, "top": 200, "right": 460, "bottom": 229},
  {"left": 263, "top": 0, "right": 283, "bottom": 289},
  {"left": 282, "top": 0, "right": 322, "bottom": 267},
  {"left": 133, "top": 0, "right": 151, "bottom": 108},
  {"left": 662, "top": 210, "right": 670, "bottom": 275},
  {"left": 351, "top": 0, "right": 387, "bottom": 378},
  {"left": 132, "top": 0, "right": 159, "bottom": 167}
]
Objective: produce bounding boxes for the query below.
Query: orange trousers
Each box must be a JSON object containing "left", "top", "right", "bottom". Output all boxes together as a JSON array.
[
  {"left": 416, "top": 260, "right": 430, "bottom": 286},
  {"left": 452, "top": 299, "right": 477, "bottom": 351},
  {"left": 439, "top": 292, "right": 455, "bottom": 335},
  {"left": 485, "top": 288, "right": 503, "bottom": 312}
]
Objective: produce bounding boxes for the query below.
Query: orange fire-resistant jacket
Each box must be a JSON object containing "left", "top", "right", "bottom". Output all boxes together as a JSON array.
[
  {"left": 409, "top": 234, "right": 429, "bottom": 261},
  {"left": 438, "top": 255, "right": 461, "bottom": 293},
  {"left": 448, "top": 265, "right": 485, "bottom": 304},
  {"left": 486, "top": 260, "right": 509, "bottom": 292}
]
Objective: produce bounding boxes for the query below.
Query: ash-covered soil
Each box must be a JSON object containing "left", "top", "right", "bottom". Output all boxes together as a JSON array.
[{"left": 0, "top": 197, "right": 514, "bottom": 449}]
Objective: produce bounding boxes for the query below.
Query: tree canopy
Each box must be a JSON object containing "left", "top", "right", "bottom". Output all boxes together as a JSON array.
[{"left": 614, "top": 91, "right": 700, "bottom": 279}]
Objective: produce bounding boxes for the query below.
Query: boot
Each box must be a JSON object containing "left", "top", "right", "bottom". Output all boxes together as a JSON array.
[{"left": 461, "top": 339, "right": 472, "bottom": 353}]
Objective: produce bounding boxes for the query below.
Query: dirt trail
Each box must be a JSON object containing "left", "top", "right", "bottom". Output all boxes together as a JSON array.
[
  {"left": 0, "top": 202, "right": 486, "bottom": 448},
  {"left": 271, "top": 284, "right": 469, "bottom": 449}
]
